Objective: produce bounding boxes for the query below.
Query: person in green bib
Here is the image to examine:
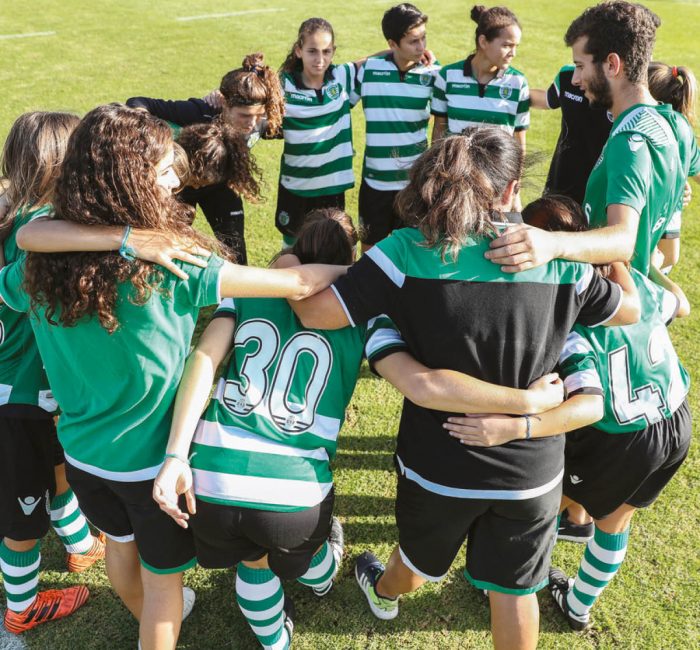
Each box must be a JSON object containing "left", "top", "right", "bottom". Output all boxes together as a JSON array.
[
  {"left": 446, "top": 196, "right": 691, "bottom": 632},
  {"left": 3, "top": 104, "right": 347, "bottom": 650},
  {"left": 152, "top": 207, "right": 565, "bottom": 650},
  {"left": 486, "top": 2, "right": 688, "bottom": 277}
]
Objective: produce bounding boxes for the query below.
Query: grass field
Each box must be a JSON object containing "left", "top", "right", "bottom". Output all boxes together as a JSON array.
[{"left": 2, "top": 0, "right": 700, "bottom": 648}]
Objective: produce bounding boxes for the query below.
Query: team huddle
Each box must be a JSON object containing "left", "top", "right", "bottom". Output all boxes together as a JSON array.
[{"left": 0, "top": 1, "right": 698, "bottom": 649}]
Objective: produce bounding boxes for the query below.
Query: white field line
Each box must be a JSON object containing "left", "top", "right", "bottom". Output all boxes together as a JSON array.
[
  {"left": 0, "top": 31, "right": 55, "bottom": 41},
  {"left": 176, "top": 8, "right": 285, "bottom": 22}
]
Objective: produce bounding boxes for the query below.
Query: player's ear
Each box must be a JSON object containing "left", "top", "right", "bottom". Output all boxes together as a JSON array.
[
  {"left": 500, "top": 179, "right": 519, "bottom": 210},
  {"left": 387, "top": 38, "right": 399, "bottom": 51},
  {"left": 605, "top": 52, "right": 622, "bottom": 78}
]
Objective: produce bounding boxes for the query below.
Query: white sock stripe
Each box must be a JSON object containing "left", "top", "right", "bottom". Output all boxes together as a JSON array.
[
  {"left": 6, "top": 595, "right": 36, "bottom": 612},
  {"left": 300, "top": 551, "right": 334, "bottom": 581},
  {"left": 238, "top": 598, "right": 284, "bottom": 622},
  {"left": 0, "top": 556, "right": 41, "bottom": 578},
  {"left": 3, "top": 576, "right": 39, "bottom": 595},
  {"left": 573, "top": 577, "right": 607, "bottom": 598},
  {"left": 580, "top": 556, "right": 619, "bottom": 583},
  {"left": 249, "top": 612, "right": 284, "bottom": 637},
  {"left": 589, "top": 539, "right": 627, "bottom": 565},
  {"left": 54, "top": 516, "right": 88, "bottom": 538},
  {"left": 64, "top": 537, "right": 94, "bottom": 554},
  {"left": 236, "top": 575, "right": 282, "bottom": 601},
  {"left": 50, "top": 496, "right": 79, "bottom": 520},
  {"left": 567, "top": 590, "right": 591, "bottom": 617},
  {"left": 265, "top": 630, "right": 290, "bottom": 650}
]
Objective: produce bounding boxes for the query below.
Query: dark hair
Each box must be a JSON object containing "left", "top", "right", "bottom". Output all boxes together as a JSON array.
[
  {"left": 564, "top": 1, "right": 661, "bottom": 84},
  {"left": 176, "top": 121, "right": 262, "bottom": 201},
  {"left": 0, "top": 111, "right": 79, "bottom": 236},
  {"left": 287, "top": 208, "right": 357, "bottom": 266},
  {"left": 382, "top": 4, "right": 428, "bottom": 44},
  {"left": 395, "top": 127, "right": 523, "bottom": 260},
  {"left": 220, "top": 53, "right": 284, "bottom": 136},
  {"left": 281, "top": 18, "right": 335, "bottom": 74},
  {"left": 24, "top": 104, "right": 219, "bottom": 333},
  {"left": 522, "top": 195, "right": 615, "bottom": 277},
  {"left": 648, "top": 62, "right": 697, "bottom": 124},
  {"left": 470, "top": 5, "right": 520, "bottom": 50}
]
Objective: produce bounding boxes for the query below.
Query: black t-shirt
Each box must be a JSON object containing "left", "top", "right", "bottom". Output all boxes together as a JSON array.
[
  {"left": 332, "top": 227, "right": 622, "bottom": 498},
  {"left": 545, "top": 66, "right": 613, "bottom": 205}
]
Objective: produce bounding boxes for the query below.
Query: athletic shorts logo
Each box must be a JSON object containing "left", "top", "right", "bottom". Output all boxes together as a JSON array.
[
  {"left": 278, "top": 211, "right": 290, "bottom": 227},
  {"left": 569, "top": 474, "right": 583, "bottom": 485},
  {"left": 499, "top": 86, "right": 512, "bottom": 100},
  {"left": 325, "top": 83, "right": 341, "bottom": 101},
  {"left": 18, "top": 495, "right": 42, "bottom": 516}
]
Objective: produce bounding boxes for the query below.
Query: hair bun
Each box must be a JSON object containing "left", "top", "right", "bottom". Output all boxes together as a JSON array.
[
  {"left": 242, "top": 52, "right": 265, "bottom": 72},
  {"left": 470, "top": 5, "right": 487, "bottom": 23}
]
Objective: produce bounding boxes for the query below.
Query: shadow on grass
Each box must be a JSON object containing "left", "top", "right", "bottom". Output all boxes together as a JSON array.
[
  {"left": 338, "top": 435, "right": 396, "bottom": 453},
  {"left": 334, "top": 450, "right": 394, "bottom": 471}
]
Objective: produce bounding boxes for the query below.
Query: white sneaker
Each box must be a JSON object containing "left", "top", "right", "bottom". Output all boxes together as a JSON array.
[{"left": 182, "top": 586, "right": 195, "bottom": 621}]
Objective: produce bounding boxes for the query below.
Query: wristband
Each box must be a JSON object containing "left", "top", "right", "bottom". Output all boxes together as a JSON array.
[
  {"left": 523, "top": 414, "right": 532, "bottom": 440},
  {"left": 119, "top": 225, "right": 137, "bottom": 261},
  {"left": 164, "top": 452, "right": 190, "bottom": 466}
]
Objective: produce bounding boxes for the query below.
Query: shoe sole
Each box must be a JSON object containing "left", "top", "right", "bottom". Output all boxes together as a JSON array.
[
  {"left": 354, "top": 565, "right": 398, "bottom": 621},
  {"left": 556, "top": 533, "right": 593, "bottom": 543}
]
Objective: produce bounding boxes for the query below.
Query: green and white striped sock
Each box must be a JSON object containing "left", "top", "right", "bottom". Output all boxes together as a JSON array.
[
  {"left": 236, "top": 564, "right": 289, "bottom": 650},
  {"left": 567, "top": 526, "right": 629, "bottom": 618},
  {"left": 0, "top": 540, "right": 40, "bottom": 613},
  {"left": 50, "top": 488, "right": 92, "bottom": 554},
  {"left": 297, "top": 541, "right": 336, "bottom": 594}
]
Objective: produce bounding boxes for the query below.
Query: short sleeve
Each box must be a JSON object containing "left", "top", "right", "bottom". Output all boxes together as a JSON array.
[
  {"left": 546, "top": 70, "right": 561, "bottom": 109},
  {"left": 662, "top": 210, "right": 681, "bottom": 239},
  {"left": 431, "top": 68, "right": 448, "bottom": 116},
  {"left": 351, "top": 60, "right": 366, "bottom": 106},
  {"left": 514, "top": 77, "right": 530, "bottom": 132},
  {"left": 688, "top": 134, "right": 700, "bottom": 177},
  {"left": 0, "top": 260, "right": 30, "bottom": 313},
  {"left": 575, "top": 265, "right": 623, "bottom": 327},
  {"left": 642, "top": 274, "right": 680, "bottom": 325},
  {"left": 558, "top": 330, "right": 604, "bottom": 397},
  {"left": 211, "top": 297, "right": 237, "bottom": 321},
  {"left": 364, "top": 314, "right": 408, "bottom": 367},
  {"left": 604, "top": 134, "right": 651, "bottom": 215},
  {"left": 174, "top": 254, "right": 224, "bottom": 309},
  {"left": 338, "top": 63, "right": 356, "bottom": 96}
]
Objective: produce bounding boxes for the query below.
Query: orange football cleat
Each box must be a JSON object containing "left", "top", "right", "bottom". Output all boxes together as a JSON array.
[
  {"left": 3, "top": 585, "right": 89, "bottom": 634},
  {"left": 66, "top": 533, "right": 106, "bottom": 573}
]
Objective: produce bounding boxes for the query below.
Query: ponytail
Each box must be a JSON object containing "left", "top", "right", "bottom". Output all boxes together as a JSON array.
[
  {"left": 470, "top": 5, "right": 520, "bottom": 50},
  {"left": 649, "top": 61, "right": 697, "bottom": 124}
]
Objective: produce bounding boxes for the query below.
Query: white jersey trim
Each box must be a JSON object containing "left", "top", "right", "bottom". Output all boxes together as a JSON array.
[{"left": 64, "top": 453, "right": 162, "bottom": 482}]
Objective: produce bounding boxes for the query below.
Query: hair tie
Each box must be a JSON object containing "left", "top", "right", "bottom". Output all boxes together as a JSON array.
[{"left": 672, "top": 66, "right": 679, "bottom": 78}]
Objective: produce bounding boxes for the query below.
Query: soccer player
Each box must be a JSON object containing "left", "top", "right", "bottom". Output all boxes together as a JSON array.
[
  {"left": 354, "top": 4, "right": 439, "bottom": 250},
  {"left": 486, "top": 1, "right": 685, "bottom": 277},
  {"left": 285, "top": 129, "right": 641, "bottom": 650},
  {"left": 152, "top": 207, "right": 564, "bottom": 650},
  {"left": 127, "top": 53, "right": 284, "bottom": 264},
  {"left": 5, "top": 104, "right": 347, "bottom": 650},
  {"left": 530, "top": 65, "right": 613, "bottom": 205},
  {"left": 648, "top": 62, "right": 700, "bottom": 272},
  {"left": 446, "top": 196, "right": 691, "bottom": 632},
  {"left": 0, "top": 112, "right": 104, "bottom": 634}
]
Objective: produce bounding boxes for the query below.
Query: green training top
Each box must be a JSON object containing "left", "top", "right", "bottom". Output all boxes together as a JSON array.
[
  {"left": 0, "top": 254, "right": 223, "bottom": 481},
  {"left": 0, "top": 205, "right": 57, "bottom": 413},
  {"left": 582, "top": 104, "right": 684, "bottom": 275},
  {"left": 191, "top": 297, "right": 406, "bottom": 511}
]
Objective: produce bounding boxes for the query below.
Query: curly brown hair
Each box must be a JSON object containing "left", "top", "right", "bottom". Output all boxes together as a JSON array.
[
  {"left": 0, "top": 111, "right": 79, "bottom": 237},
  {"left": 23, "top": 104, "right": 219, "bottom": 333},
  {"left": 220, "top": 53, "right": 284, "bottom": 137},
  {"left": 565, "top": 1, "right": 660, "bottom": 84},
  {"left": 395, "top": 127, "right": 523, "bottom": 261},
  {"left": 176, "top": 120, "right": 262, "bottom": 201}
]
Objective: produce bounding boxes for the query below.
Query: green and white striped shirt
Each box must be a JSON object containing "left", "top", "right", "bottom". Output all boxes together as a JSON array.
[
  {"left": 191, "top": 297, "right": 406, "bottom": 511},
  {"left": 355, "top": 55, "right": 440, "bottom": 191},
  {"left": 431, "top": 56, "right": 529, "bottom": 135},
  {"left": 280, "top": 64, "right": 356, "bottom": 197}
]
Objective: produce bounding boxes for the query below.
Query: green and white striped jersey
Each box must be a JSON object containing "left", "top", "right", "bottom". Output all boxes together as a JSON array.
[
  {"left": 431, "top": 57, "right": 529, "bottom": 135},
  {"left": 191, "top": 297, "right": 406, "bottom": 511},
  {"left": 355, "top": 55, "right": 440, "bottom": 191},
  {"left": 280, "top": 64, "right": 357, "bottom": 197},
  {"left": 0, "top": 205, "right": 57, "bottom": 412},
  {"left": 559, "top": 269, "right": 689, "bottom": 434}
]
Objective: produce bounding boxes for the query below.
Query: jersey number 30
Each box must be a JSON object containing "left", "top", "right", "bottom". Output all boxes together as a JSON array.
[{"left": 222, "top": 319, "right": 332, "bottom": 434}]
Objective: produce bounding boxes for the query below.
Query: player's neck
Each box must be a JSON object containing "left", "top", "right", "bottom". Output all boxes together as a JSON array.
[
  {"left": 392, "top": 51, "right": 417, "bottom": 73},
  {"left": 301, "top": 69, "right": 325, "bottom": 90},
  {"left": 470, "top": 52, "right": 499, "bottom": 83},
  {"left": 611, "top": 82, "right": 657, "bottom": 119}
]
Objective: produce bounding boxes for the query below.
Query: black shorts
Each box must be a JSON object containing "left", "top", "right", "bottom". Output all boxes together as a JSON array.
[
  {"left": 65, "top": 463, "right": 196, "bottom": 574},
  {"left": 0, "top": 411, "right": 60, "bottom": 541},
  {"left": 275, "top": 182, "right": 345, "bottom": 238},
  {"left": 191, "top": 489, "right": 334, "bottom": 580},
  {"left": 564, "top": 399, "right": 691, "bottom": 519},
  {"left": 358, "top": 180, "right": 402, "bottom": 245},
  {"left": 395, "top": 473, "right": 560, "bottom": 595}
]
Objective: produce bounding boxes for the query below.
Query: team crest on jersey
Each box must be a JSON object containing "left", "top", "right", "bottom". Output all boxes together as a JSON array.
[
  {"left": 419, "top": 72, "right": 432, "bottom": 86},
  {"left": 325, "top": 83, "right": 341, "bottom": 100},
  {"left": 499, "top": 85, "right": 512, "bottom": 100},
  {"left": 278, "top": 211, "right": 290, "bottom": 226}
]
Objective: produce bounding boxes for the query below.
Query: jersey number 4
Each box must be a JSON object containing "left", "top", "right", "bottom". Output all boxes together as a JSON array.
[{"left": 222, "top": 319, "right": 332, "bottom": 434}]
